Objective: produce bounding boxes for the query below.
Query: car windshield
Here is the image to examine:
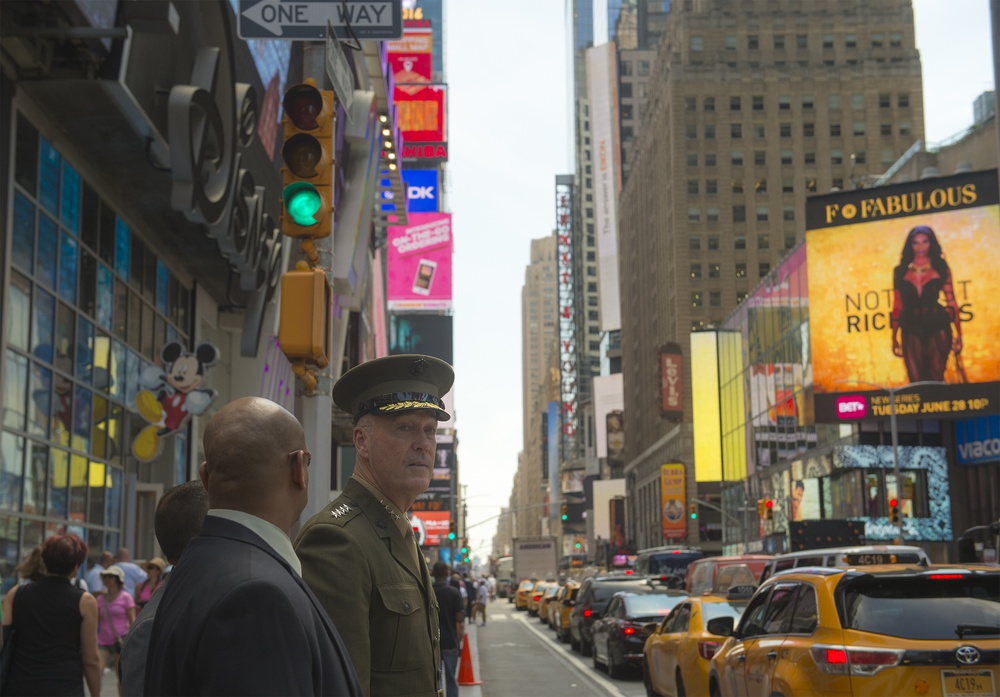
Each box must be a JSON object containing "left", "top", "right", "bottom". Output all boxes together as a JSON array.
[
  {"left": 703, "top": 602, "right": 747, "bottom": 625},
  {"left": 594, "top": 582, "right": 647, "bottom": 602},
  {"left": 647, "top": 553, "right": 703, "bottom": 575},
  {"left": 625, "top": 594, "right": 688, "bottom": 619},
  {"left": 840, "top": 574, "right": 1000, "bottom": 640}
]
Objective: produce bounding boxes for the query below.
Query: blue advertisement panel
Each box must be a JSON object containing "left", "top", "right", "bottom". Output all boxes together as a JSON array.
[
  {"left": 956, "top": 414, "right": 1000, "bottom": 465},
  {"left": 402, "top": 168, "right": 440, "bottom": 212}
]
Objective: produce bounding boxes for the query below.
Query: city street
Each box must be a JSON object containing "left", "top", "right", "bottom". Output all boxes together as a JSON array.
[{"left": 478, "top": 599, "right": 645, "bottom": 697}]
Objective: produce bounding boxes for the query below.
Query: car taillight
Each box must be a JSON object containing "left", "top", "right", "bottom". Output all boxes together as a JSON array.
[
  {"left": 810, "top": 645, "right": 903, "bottom": 676},
  {"left": 533, "top": 594, "right": 541, "bottom": 601},
  {"left": 622, "top": 626, "right": 636, "bottom": 635},
  {"left": 698, "top": 641, "right": 721, "bottom": 660},
  {"left": 583, "top": 608, "right": 592, "bottom": 618},
  {"left": 929, "top": 573, "right": 964, "bottom": 580}
]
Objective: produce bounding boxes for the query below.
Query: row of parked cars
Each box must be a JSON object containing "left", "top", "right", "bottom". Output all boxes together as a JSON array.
[{"left": 515, "top": 544, "right": 1000, "bottom": 696}]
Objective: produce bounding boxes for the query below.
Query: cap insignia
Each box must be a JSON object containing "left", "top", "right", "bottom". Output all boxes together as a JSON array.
[{"left": 410, "top": 358, "right": 428, "bottom": 376}]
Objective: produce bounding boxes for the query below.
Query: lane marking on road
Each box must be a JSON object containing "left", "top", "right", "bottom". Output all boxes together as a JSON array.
[{"left": 511, "top": 611, "right": 627, "bottom": 696}]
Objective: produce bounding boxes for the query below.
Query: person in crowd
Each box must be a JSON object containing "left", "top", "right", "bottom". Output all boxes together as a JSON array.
[
  {"left": 144, "top": 397, "right": 361, "bottom": 696},
  {"left": 464, "top": 574, "right": 475, "bottom": 621},
  {"left": 119, "top": 481, "right": 209, "bottom": 696},
  {"left": 2, "top": 534, "right": 102, "bottom": 696},
  {"left": 133, "top": 557, "right": 165, "bottom": 609},
  {"left": 432, "top": 562, "right": 464, "bottom": 697},
  {"left": 487, "top": 573, "right": 497, "bottom": 602},
  {"left": 13, "top": 546, "right": 47, "bottom": 586},
  {"left": 85, "top": 551, "right": 114, "bottom": 595},
  {"left": 450, "top": 572, "right": 468, "bottom": 612},
  {"left": 97, "top": 565, "right": 135, "bottom": 692},
  {"left": 476, "top": 576, "right": 489, "bottom": 626},
  {"left": 112, "top": 548, "right": 147, "bottom": 597},
  {"left": 295, "top": 354, "right": 454, "bottom": 697}
]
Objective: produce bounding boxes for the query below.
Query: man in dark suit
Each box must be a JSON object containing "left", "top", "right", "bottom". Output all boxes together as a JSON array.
[
  {"left": 295, "top": 355, "right": 453, "bottom": 697},
  {"left": 144, "top": 397, "right": 362, "bottom": 696}
]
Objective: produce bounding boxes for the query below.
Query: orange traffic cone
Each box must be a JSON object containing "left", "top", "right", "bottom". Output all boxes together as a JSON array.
[{"left": 457, "top": 632, "right": 482, "bottom": 686}]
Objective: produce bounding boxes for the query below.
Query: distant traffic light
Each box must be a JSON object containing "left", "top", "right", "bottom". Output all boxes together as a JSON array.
[
  {"left": 278, "top": 261, "right": 331, "bottom": 372},
  {"left": 561, "top": 504, "right": 568, "bottom": 521},
  {"left": 764, "top": 499, "right": 774, "bottom": 521},
  {"left": 447, "top": 520, "right": 456, "bottom": 541},
  {"left": 280, "top": 79, "right": 334, "bottom": 239},
  {"left": 689, "top": 502, "right": 698, "bottom": 520},
  {"left": 757, "top": 499, "right": 766, "bottom": 517},
  {"left": 889, "top": 498, "right": 900, "bottom": 525}
]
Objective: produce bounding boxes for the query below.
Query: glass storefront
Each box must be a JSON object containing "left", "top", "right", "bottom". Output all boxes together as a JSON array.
[{"left": 1, "top": 112, "right": 190, "bottom": 582}]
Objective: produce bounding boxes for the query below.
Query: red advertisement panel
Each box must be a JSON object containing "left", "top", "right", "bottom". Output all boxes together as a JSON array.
[
  {"left": 660, "top": 343, "right": 684, "bottom": 420},
  {"left": 409, "top": 511, "right": 450, "bottom": 547},
  {"left": 386, "top": 28, "right": 432, "bottom": 83},
  {"left": 393, "top": 84, "right": 446, "bottom": 143}
]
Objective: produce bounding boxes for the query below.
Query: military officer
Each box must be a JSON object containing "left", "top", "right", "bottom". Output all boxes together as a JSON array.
[{"left": 295, "top": 354, "right": 454, "bottom": 697}]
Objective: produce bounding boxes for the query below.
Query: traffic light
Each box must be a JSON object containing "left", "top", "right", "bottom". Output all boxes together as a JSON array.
[
  {"left": 689, "top": 502, "right": 698, "bottom": 520},
  {"left": 764, "top": 499, "right": 774, "bottom": 521},
  {"left": 461, "top": 540, "right": 468, "bottom": 555},
  {"left": 278, "top": 261, "right": 331, "bottom": 370},
  {"left": 280, "top": 79, "right": 334, "bottom": 239},
  {"left": 447, "top": 521, "right": 456, "bottom": 541},
  {"left": 889, "top": 498, "right": 901, "bottom": 525},
  {"left": 561, "top": 504, "right": 568, "bottom": 521}
]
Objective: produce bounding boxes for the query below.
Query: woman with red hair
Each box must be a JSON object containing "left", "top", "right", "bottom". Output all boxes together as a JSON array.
[{"left": 2, "top": 534, "right": 102, "bottom": 696}]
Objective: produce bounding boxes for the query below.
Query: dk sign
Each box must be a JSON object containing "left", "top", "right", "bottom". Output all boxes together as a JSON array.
[{"left": 239, "top": 0, "right": 402, "bottom": 40}]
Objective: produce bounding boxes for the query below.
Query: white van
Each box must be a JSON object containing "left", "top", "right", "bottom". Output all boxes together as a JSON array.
[{"left": 758, "top": 544, "right": 931, "bottom": 582}]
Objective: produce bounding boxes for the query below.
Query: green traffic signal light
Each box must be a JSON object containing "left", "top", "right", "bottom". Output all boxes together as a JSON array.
[
  {"left": 561, "top": 514, "right": 568, "bottom": 521},
  {"left": 461, "top": 546, "right": 468, "bottom": 554},
  {"left": 447, "top": 531, "right": 456, "bottom": 540},
  {"left": 283, "top": 182, "right": 323, "bottom": 226}
]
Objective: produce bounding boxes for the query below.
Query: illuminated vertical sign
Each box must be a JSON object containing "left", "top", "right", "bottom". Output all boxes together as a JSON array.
[
  {"left": 660, "top": 463, "right": 687, "bottom": 540},
  {"left": 555, "top": 176, "right": 577, "bottom": 452}
]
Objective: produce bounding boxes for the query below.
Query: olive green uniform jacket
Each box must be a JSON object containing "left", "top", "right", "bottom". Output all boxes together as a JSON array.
[{"left": 294, "top": 478, "right": 442, "bottom": 697}]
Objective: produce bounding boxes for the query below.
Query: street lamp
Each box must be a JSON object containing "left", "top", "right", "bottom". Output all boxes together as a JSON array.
[{"left": 835, "top": 379, "right": 946, "bottom": 542}]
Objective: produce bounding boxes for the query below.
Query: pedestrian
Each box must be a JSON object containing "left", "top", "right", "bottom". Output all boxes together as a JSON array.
[
  {"left": 295, "top": 354, "right": 454, "bottom": 697},
  {"left": 1, "top": 534, "right": 102, "bottom": 696},
  {"left": 119, "top": 480, "right": 209, "bottom": 697},
  {"left": 476, "top": 576, "right": 489, "bottom": 626},
  {"left": 464, "top": 574, "right": 475, "bottom": 621},
  {"left": 97, "top": 565, "right": 135, "bottom": 692},
  {"left": 133, "top": 557, "right": 165, "bottom": 609},
  {"left": 432, "top": 562, "right": 464, "bottom": 697},
  {"left": 487, "top": 573, "right": 497, "bottom": 602},
  {"left": 85, "top": 551, "right": 114, "bottom": 595},
  {"left": 144, "top": 397, "right": 361, "bottom": 696},
  {"left": 451, "top": 572, "right": 468, "bottom": 608},
  {"left": 112, "top": 548, "right": 147, "bottom": 597}
]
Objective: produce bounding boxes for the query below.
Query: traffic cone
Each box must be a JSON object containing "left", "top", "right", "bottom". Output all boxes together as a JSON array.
[{"left": 457, "top": 632, "right": 481, "bottom": 686}]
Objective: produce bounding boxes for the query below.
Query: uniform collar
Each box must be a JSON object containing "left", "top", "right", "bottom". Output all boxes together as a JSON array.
[{"left": 351, "top": 475, "right": 412, "bottom": 539}]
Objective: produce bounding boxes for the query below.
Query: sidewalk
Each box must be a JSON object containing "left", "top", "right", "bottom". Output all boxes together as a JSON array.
[{"left": 458, "top": 618, "right": 483, "bottom": 697}]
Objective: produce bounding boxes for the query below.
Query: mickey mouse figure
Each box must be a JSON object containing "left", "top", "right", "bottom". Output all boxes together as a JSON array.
[{"left": 132, "top": 342, "right": 220, "bottom": 462}]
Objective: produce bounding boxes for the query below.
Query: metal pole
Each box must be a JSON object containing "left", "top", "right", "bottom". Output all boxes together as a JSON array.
[{"left": 889, "top": 388, "right": 903, "bottom": 543}]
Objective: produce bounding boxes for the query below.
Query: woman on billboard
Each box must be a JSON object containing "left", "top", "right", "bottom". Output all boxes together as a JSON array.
[{"left": 890, "top": 225, "right": 963, "bottom": 382}]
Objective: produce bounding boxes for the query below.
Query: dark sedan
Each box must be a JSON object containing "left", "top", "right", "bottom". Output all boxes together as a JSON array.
[
  {"left": 569, "top": 572, "right": 652, "bottom": 657},
  {"left": 591, "top": 589, "right": 689, "bottom": 679}
]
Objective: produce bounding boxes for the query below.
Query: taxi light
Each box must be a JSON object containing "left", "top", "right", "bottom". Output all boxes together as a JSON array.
[
  {"left": 697, "top": 640, "right": 721, "bottom": 660},
  {"left": 929, "top": 573, "right": 964, "bottom": 580}
]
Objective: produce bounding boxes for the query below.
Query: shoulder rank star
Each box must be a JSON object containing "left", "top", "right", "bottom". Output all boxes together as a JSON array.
[
  {"left": 330, "top": 504, "right": 351, "bottom": 518},
  {"left": 379, "top": 500, "right": 401, "bottom": 521}
]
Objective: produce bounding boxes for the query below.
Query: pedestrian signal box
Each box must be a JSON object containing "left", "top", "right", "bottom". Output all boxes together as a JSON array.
[
  {"left": 278, "top": 261, "right": 331, "bottom": 368},
  {"left": 280, "top": 79, "right": 334, "bottom": 239}
]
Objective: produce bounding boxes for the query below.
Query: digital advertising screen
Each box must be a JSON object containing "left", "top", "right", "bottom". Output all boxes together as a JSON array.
[
  {"left": 387, "top": 212, "right": 452, "bottom": 310},
  {"left": 806, "top": 169, "right": 1000, "bottom": 422}
]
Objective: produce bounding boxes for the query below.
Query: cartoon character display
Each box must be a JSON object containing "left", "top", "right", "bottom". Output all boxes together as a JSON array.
[{"left": 131, "top": 342, "right": 220, "bottom": 462}]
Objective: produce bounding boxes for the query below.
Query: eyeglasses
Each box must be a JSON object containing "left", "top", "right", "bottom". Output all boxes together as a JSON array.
[{"left": 289, "top": 449, "right": 312, "bottom": 468}]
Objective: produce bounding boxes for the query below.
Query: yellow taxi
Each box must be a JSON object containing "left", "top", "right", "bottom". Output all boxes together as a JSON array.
[
  {"left": 707, "top": 564, "right": 1000, "bottom": 697},
  {"left": 538, "top": 582, "right": 561, "bottom": 625},
  {"left": 552, "top": 580, "right": 581, "bottom": 643},
  {"left": 527, "top": 580, "right": 553, "bottom": 617},
  {"left": 643, "top": 565, "right": 757, "bottom": 696},
  {"left": 515, "top": 579, "right": 536, "bottom": 611}
]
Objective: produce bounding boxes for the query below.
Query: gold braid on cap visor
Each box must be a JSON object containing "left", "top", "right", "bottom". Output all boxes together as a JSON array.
[{"left": 356, "top": 392, "right": 446, "bottom": 420}]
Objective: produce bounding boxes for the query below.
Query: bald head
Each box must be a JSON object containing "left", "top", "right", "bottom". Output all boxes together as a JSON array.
[{"left": 202, "top": 397, "right": 306, "bottom": 511}]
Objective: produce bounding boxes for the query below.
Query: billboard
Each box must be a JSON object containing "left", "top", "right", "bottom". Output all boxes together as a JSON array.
[
  {"left": 955, "top": 414, "right": 1000, "bottom": 465},
  {"left": 586, "top": 42, "right": 622, "bottom": 332},
  {"left": 547, "top": 401, "right": 560, "bottom": 492},
  {"left": 806, "top": 170, "right": 1000, "bottom": 422},
  {"left": 387, "top": 212, "right": 453, "bottom": 310},
  {"left": 593, "top": 373, "right": 623, "bottom": 458},
  {"left": 408, "top": 510, "right": 450, "bottom": 547},
  {"left": 555, "top": 176, "right": 578, "bottom": 450},
  {"left": 385, "top": 27, "right": 432, "bottom": 83},
  {"left": 691, "top": 332, "right": 722, "bottom": 482},
  {"left": 402, "top": 168, "right": 440, "bottom": 213},
  {"left": 393, "top": 84, "right": 446, "bottom": 143},
  {"left": 659, "top": 343, "right": 683, "bottom": 420},
  {"left": 659, "top": 463, "right": 687, "bottom": 540},
  {"left": 388, "top": 314, "right": 453, "bottom": 363}
]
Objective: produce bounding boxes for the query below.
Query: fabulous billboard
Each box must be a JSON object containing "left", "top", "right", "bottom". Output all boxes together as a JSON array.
[{"left": 805, "top": 169, "right": 999, "bottom": 422}]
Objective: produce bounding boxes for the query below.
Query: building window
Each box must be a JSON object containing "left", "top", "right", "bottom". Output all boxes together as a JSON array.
[
  {"left": 851, "top": 121, "right": 864, "bottom": 136},
  {"left": 687, "top": 152, "right": 698, "bottom": 166},
  {"left": 685, "top": 96, "right": 697, "bottom": 111},
  {"left": 731, "top": 123, "right": 742, "bottom": 139},
  {"left": 805, "top": 178, "right": 817, "bottom": 192},
  {"left": 708, "top": 236, "right": 720, "bottom": 250},
  {"left": 796, "top": 34, "right": 807, "bottom": 49},
  {"left": 758, "top": 234, "right": 770, "bottom": 250},
  {"left": 732, "top": 180, "right": 744, "bottom": 193},
  {"left": 691, "top": 292, "right": 703, "bottom": 307},
  {"left": 733, "top": 205, "right": 746, "bottom": 222},
  {"left": 802, "top": 95, "right": 814, "bottom": 110},
  {"left": 752, "top": 95, "right": 764, "bottom": 111},
  {"left": 890, "top": 32, "right": 902, "bottom": 48},
  {"left": 754, "top": 151, "right": 766, "bottom": 166},
  {"left": 689, "top": 236, "right": 701, "bottom": 251},
  {"left": 783, "top": 206, "right": 795, "bottom": 221},
  {"left": 785, "top": 233, "right": 797, "bottom": 249},
  {"left": 691, "top": 36, "right": 703, "bottom": 51},
  {"left": 852, "top": 93, "right": 864, "bottom": 110},
  {"left": 705, "top": 123, "right": 716, "bottom": 139},
  {"left": 879, "top": 93, "right": 891, "bottom": 108},
  {"left": 846, "top": 33, "right": 857, "bottom": 48},
  {"left": 829, "top": 94, "right": 841, "bottom": 109},
  {"left": 709, "top": 264, "right": 720, "bottom": 278},
  {"left": 735, "top": 234, "right": 746, "bottom": 250},
  {"left": 831, "top": 150, "right": 843, "bottom": 165},
  {"left": 822, "top": 34, "right": 834, "bottom": 49},
  {"left": 805, "top": 152, "right": 816, "bottom": 165},
  {"left": 756, "top": 206, "right": 768, "bottom": 221},
  {"left": 880, "top": 123, "right": 892, "bottom": 136},
  {"left": 803, "top": 122, "right": 815, "bottom": 137},
  {"left": 724, "top": 35, "right": 736, "bottom": 50},
  {"left": 899, "top": 121, "right": 912, "bottom": 136},
  {"left": 748, "top": 35, "right": 759, "bottom": 50},
  {"left": 898, "top": 93, "right": 910, "bottom": 108},
  {"left": 638, "top": 83, "right": 647, "bottom": 98},
  {"left": 753, "top": 124, "right": 765, "bottom": 139},
  {"left": 755, "top": 178, "right": 767, "bottom": 193},
  {"left": 690, "top": 263, "right": 702, "bottom": 278},
  {"left": 705, "top": 152, "right": 717, "bottom": 166},
  {"left": 832, "top": 177, "right": 844, "bottom": 189},
  {"left": 735, "top": 263, "right": 747, "bottom": 278},
  {"left": 638, "top": 60, "right": 650, "bottom": 76},
  {"left": 759, "top": 263, "right": 770, "bottom": 278},
  {"left": 774, "top": 35, "right": 785, "bottom": 50},
  {"left": 704, "top": 97, "right": 715, "bottom": 111},
  {"left": 621, "top": 104, "right": 633, "bottom": 121},
  {"left": 779, "top": 95, "right": 790, "bottom": 110},
  {"left": 830, "top": 123, "right": 841, "bottom": 136},
  {"left": 706, "top": 206, "right": 719, "bottom": 222},
  {"left": 731, "top": 151, "right": 743, "bottom": 166},
  {"left": 730, "top": 96, "right": 741, "bottom": 111},
  {"left": 706, "top": 179, "right": 718, "bottom": 194},
  {"left": 871, "top": 33, "right": 883, "bottom": 48},
  {"left": 882, "top": 149, "right": 896, "bottom": 164},
  {"left": 737, "top": 291, "right": 749, "bottom": 303},
  {"left": 782, "top": 179, "right": 793, "bottom": 193},
  {"left": 710, "top": 291, "right": 722, "bottom": 306},
  {"left": 854, "top": 150, "right": 866, "bottom": 164},
  {"left": 688, "top": 180, "right": 699, "bottom": 194},
  {"left": 780, "top": 123, "right": 792, "bottom": 138},
  {"left": 686, "top": 123, "right": 698, "bottom": 139},
  {"left": 688, "top": 207, "right": 701, "bottom": 223}
]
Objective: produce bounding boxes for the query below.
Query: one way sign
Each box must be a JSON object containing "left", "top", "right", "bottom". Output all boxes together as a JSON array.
[{"left": 238, "top": 0, "right": 402, "bottom": 41}]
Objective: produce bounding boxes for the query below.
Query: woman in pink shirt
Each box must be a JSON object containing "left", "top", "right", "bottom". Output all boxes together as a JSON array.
[
  {"left": 96, "top": 566, "right": 136, "bottom": 693},
  {"left": 133, "top": 557, "right": 166, "bottom": 609}
]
